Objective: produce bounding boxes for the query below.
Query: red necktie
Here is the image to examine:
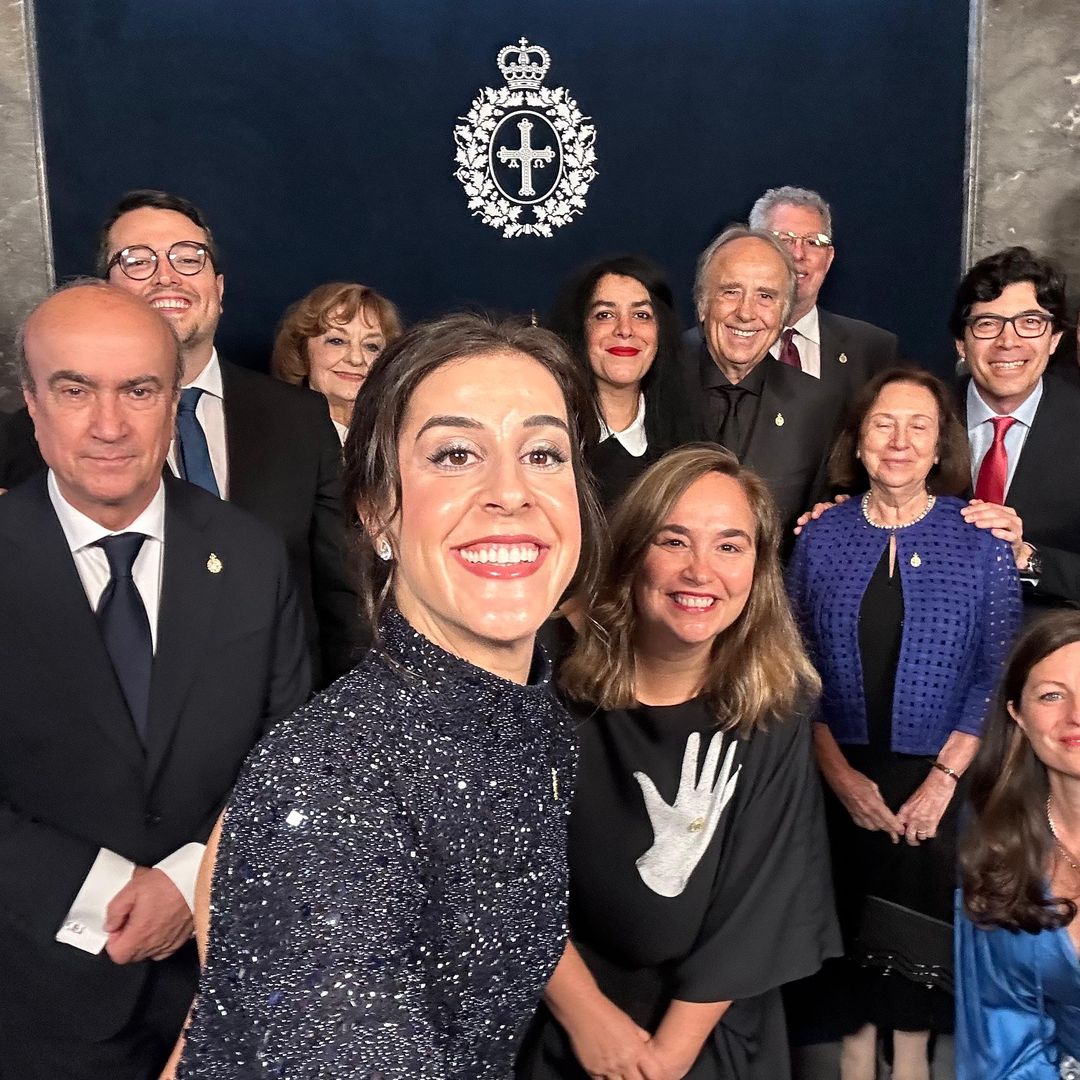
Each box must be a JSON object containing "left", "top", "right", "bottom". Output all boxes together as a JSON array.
[
  {"left": 779, "top": 327, "right": 802, "bottom": 370},
  {"left": 974, "top": 416, "right": 1017, "bottom": 504}
]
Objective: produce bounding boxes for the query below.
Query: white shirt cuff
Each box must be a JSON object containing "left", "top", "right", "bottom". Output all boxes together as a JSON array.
[
  {"left": 55, "top": 848, "right": 135, "bottom": 954},
  {"left": 154, "top": 842, "right": 206, "bottom": 912}
]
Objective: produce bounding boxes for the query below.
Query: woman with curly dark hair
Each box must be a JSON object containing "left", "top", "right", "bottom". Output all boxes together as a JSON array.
[
  {"left": 548, "top": 254, "right": 696, "bottom": 509},
  {"left": 957, "top": 610, "right": 1080, "bottom": 1080}
]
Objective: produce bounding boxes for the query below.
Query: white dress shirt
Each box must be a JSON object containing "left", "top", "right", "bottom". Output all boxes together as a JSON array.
[
  {"left": 332, "top": 419, "right": 348, "bottom": 446},
  {"left": 966, "top": 377, "right": 1043, "bottom": 500},
  {"left": 598, "top": 393, "right": 648, "bottom": 457},
  {"left": 167, "top": 348, "right": 229, "bottom": 497},
  {"left": 48, "top": 474, "right": 204, "bottom": 954},
  {"left": 769, "top": 306, "right": 822, "bottom": 378}
]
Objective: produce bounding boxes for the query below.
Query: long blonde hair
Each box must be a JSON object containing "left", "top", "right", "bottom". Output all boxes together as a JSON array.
[{"left": 561, "top": 443, "right": 819, "bottom": 733}]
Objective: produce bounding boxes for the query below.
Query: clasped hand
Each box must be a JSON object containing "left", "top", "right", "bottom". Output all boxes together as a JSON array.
[
  {"left": 569, "top": 1004, "right": 694, "bottom": 1080},
  {"left": 832, "top": 766, "right": 954, "bottom": 845},
  {"left": 105, "top": 866, "right": 193, "bottom": 964}
]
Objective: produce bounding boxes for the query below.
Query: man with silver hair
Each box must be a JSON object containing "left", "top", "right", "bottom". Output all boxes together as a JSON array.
[
  {"left": 747, "top": 185, "right": 899, "bottom": 390},
  {"left": 682, "top": 224, "right": 846, "bottom": 545}
]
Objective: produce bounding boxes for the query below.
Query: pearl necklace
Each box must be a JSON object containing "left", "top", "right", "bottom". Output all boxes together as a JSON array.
[
  {"left": 1047, "top": 795, "right": 1080, "bottom": 875},
  {"left": 861, "top": 492, "right": 936, "bottom": 530}
]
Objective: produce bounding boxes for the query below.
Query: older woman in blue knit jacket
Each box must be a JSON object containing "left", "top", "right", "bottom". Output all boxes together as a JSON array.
[{"left": 786, "top": 367, "right": 1022, "bottom": 1080}]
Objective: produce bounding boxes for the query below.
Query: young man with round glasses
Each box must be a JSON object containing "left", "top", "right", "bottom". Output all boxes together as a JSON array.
[{"left": 953, "top": 245, "right": 1080, "bottom": 610}]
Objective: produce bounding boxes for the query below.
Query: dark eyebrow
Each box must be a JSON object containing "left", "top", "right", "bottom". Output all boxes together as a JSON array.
[
  {"left": 118, "top": 375, "right": 165, "bottom": 390},
  {"left": 416, "top": 415, "right": 485, "bottom": 438},
  {"left": 48, "top": 370, "right": 96, "bottom": 388},
  {"left": 658, "top": 524, "right": 754, "bottom": 543},
  {"left": 589, "top": 298, "right": 654, "bottom": 310},
  {"left": 523, "top": 414, "right": 569, "bottom": 433}
]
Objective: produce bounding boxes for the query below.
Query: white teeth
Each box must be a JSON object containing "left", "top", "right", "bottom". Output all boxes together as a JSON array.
[
  {"left": 673, "top": 594, "right": 715, "bottom": 609},
  {"left": 991, "top": 360, "right": 1024, "bottom": 370},
  {"left": 150, "top": 298, "right": 190, "bottom": 310},
  {"left": 460, "top": 544, "right": 540, "bottom": 565},
  {"left": 729, "top": 327, "right": 756, "bottom": 338}
]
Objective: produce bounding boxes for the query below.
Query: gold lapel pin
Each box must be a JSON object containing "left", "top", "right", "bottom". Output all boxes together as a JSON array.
[
  {"left": 838, "top": 352, "right": 849, "bottom": 364},
  {"left": 207, "top": 553, "right": 223, "bottom": 574},
  {"left": 910, "top": 553, "right": 922, "bottom": 568},
  {"left": 774, "top": 412, "right": 785, "bottom": 427}
]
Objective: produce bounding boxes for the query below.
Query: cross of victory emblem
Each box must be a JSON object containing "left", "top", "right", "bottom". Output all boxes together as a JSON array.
[{"left": 454, "top": 38, "right": 598, "bottom": 238}]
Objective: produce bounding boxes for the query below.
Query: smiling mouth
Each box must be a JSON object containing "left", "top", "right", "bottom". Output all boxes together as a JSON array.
[
  {"left": 988, "top": 358, "right": 1028, "bottom": 372},
  {"left": 149, "top": 297, "right": 192, "bottom": 312},
  {"left": 607, "top": 347, "right": 641, "bottom": 357},
  {"left": 453, "top": 537, "right": 550, "bottom": 579},
  {"left": 726, "top": 326, "right": 760, "bottom": 339},
  {"left": 670, "top": 592, "right": 717, "bottom": 610}
]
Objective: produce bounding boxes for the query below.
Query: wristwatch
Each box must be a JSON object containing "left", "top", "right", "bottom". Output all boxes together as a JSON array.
[{"left": 1020, "top": 543, "right": 1042, "bottom": 583}]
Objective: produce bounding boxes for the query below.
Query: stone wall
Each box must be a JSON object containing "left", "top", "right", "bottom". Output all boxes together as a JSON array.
[
  {"left": 966, "top": 0, "right": 1080, "bottom": 295},
  {"left": 0, "top": 0, "right": 52, "bottom": 409}
]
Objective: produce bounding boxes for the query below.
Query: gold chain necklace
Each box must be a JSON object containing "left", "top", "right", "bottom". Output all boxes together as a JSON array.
[
  {"left": 861, "top": 492, "right": 936, "bottom": 530},
  {"left": 1047, "top": 795, "right": 1080, "bottom": 874}
]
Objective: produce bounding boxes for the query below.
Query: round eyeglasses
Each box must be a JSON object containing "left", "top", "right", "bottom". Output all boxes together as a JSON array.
[
  {"left": 771, "top": 230, "right": 832, "bottom": 250},
  {"left": 107, "top": 241, "right": 211, "bottom": 281},
  {"left": 964, "top": 312, "right": 1054, "bottom": 339}
]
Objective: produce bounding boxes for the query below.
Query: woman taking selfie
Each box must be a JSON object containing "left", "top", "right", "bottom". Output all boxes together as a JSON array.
[{"left": 168, "top": 313, "right": 603, "bottom": 1078}]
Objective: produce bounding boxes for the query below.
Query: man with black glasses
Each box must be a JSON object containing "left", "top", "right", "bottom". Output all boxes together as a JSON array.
[{"left": 953, "top": 245, "right": 1080, "bottom": 610}]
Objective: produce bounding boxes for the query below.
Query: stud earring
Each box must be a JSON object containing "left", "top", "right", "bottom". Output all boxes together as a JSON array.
[{"left": 376, "top": 538, "right": 392, "bottom": 562}]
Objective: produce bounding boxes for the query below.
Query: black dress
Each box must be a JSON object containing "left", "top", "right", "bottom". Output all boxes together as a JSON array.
[
  {"left": 823, "top": 548, "right": 956, "bottom": 1034},
  {"left": 585, "top": 437, "right": 663, "bottom": 512},
  {"left": 516, "top": 698, "right": 840, "bottom": 1079},
  {"left": 177, "top": 608, "right": 575, "bottom": 1079}
]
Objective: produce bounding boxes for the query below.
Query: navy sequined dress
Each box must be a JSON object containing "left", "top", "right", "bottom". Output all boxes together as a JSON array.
[{"left": 177, "top": 608, "right": 575, "bottom": 1079}]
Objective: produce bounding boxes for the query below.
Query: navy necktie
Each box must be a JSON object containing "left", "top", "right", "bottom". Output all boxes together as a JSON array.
[
  {"left": 95, "top": 533, "right": 153, "bottom": 745},
  {"left": 176, "top": 387, "right": 220, "bottom": 496}
]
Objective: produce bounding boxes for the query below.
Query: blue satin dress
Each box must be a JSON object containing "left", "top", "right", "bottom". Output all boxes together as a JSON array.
[{"left": 955, "top": 890, "right": 1080, "bottom": 1079}]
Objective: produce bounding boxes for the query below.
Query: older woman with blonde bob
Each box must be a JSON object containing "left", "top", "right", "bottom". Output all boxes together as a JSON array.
[
  {"left": 272, "top": 281, "right": 403, "bottom": 441},
  {"left": 517, "top": 443, "right": 839, "bottom": 1080},
  {"left": 787, "top": 366, "right": 1023, "bottom": 1080}
]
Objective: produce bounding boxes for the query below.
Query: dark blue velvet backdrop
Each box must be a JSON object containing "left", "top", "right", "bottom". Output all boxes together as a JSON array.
[{"left": 35, "top": 0, "right": 969, "bottom": 374}]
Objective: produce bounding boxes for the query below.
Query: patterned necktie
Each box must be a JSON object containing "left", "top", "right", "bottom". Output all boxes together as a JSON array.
[
  {"left": 779, "top": 327, "right": 802, "bottom": 370},
  {"left": 95, "top": 533, "right": 152, "bottom": 745},
  {"left": 974, "top": 415, "right": 1017, "bottom": 505},
  {"left": 176, "top": 387, "right": 220, "bottom": 496}
]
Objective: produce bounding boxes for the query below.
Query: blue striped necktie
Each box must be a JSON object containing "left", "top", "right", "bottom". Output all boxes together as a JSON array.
[{"left": 176, "top": 386, "right": 220, "bottom": 496}]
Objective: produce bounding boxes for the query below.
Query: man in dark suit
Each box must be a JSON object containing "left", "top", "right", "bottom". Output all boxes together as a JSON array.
[
  {"left": 0, "top": 282, "right": 310, "bottom": 1078},
  {"left": 684, "top": 226, "right": 845, "bottom": 544},
  {"left": 0, "top": 190, "right": 361, "bottom": 687},
  {"left": 748, "top": 185, "right": 899, "bottom": 394},
  {"left": 952, "top": 246, "right": 1080, "bottom": 610}
]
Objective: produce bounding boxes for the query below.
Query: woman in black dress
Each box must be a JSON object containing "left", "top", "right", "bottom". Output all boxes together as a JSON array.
[
  {"left": 517, "top": 443, "right": 839, "bottom": 1080},
  {"left": 548, "top": 255, "right": 696, "bottom": 510}
]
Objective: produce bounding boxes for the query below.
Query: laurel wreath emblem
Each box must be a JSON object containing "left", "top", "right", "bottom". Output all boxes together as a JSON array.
[{"left": 454, "top": 86, "right": 597, "bottom": 238}]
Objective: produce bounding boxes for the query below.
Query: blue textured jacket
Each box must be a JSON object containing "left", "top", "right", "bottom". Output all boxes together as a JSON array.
[{"left": 786, "top": 495, "right": 1022, "bottom": 755}]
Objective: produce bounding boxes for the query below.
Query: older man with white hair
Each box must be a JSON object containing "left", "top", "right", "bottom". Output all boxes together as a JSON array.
[{"left": 748, "top": 185, "right": 899, "bottom": 393}]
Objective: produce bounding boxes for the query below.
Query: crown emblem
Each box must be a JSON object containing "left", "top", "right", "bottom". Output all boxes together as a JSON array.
[{"left": 497, "top": 38, "right": 551, "bottom": 89}]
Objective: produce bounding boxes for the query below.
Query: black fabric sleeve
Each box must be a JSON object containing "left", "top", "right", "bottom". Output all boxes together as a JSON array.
[{"left": 674, "top": 713, "right": 841, "bottom": 1002}]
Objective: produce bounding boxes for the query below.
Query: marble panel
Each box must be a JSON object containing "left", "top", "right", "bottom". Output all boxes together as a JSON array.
[
  {"left": 967, "top": 0, "right": 1080, "bottom": 294},
  {"left": 0, "top": 0, "right": 53, "bottom": 410}
]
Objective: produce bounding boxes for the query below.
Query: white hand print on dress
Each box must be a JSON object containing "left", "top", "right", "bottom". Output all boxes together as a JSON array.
[{"left": 633, "top": 731, "right": 741, "bottom": 898}]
